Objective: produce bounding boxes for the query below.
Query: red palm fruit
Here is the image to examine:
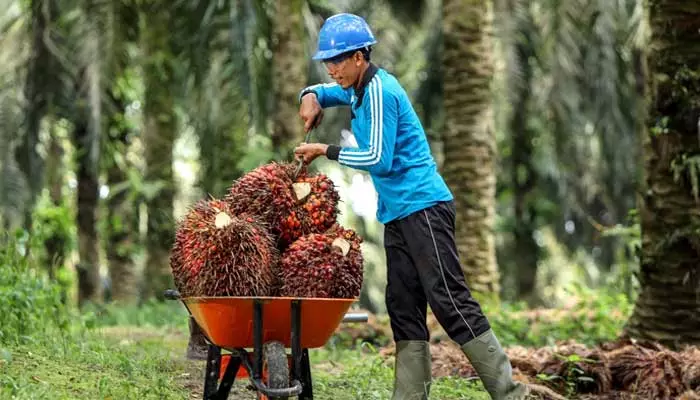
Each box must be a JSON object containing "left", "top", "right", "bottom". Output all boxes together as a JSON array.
[
  {"left": 279, "top": 225, "right": 363, "bottom": 298},
  {"left": 325, "top": 224, "right": 364, "bottom": 299},
  {"left": 225, "top": 162, "right": 307, "bottom": 247},
  {"left": 225, "top": 162, "right": 298, "bottom": 232},
  {"left": 286, "top": 174, "right": 340, "bottom": 244},
  {"left": 169, "top": 198, "right": 278, "bottom": 297},
  {"left": 225, "top": 162, "right": 341, "bottom": 249}
]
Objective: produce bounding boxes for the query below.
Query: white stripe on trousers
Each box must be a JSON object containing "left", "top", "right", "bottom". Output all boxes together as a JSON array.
[{"left": 423, "top": 209, "right": 476, "bottom": 340}]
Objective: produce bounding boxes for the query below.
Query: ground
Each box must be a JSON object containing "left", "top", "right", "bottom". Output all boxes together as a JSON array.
[
  {"left": 3, "top": 297, "right": 698, "bottom": 399},
  {"left": 0, "top": 324, "right": 489, "bottom": 399}
]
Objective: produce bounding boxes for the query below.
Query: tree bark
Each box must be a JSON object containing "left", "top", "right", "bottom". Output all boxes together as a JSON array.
[
  {"left": 16, "top": 0, "right": 55, "bottom": 230},
  {"left": 141, "top": 8, "right": 176, "bottom": 300},
  {"left": 106, "top": 93, "right": 138, "bottom": 304},
  {"left": 74, "top": 5, "right": 103, "bottom": 306},
  {"left": 509, "top": 0, "right": 540, "bottom": 303},
  {"left": 442, "top": 0, "right": 500, "bottom": 297},
  {"left": 625, "top": 1, "right": 700, "bottom": 347},
  {"left": 271, "top": 0, "right": 306, "bottom": 157},
  {"left": 74, "top": 118, "right": 101, "bottom": 306},
  {"left": 44, "top": 128, "right": 66, "bottom": 281}
]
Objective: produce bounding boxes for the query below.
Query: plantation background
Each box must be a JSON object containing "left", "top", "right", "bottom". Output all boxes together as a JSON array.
[{"left": 1, "top": 0, "right": 699, "bottom": 399}]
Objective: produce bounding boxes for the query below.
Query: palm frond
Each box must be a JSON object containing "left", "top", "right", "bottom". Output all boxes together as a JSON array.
[
  {"left": 229, "top": 0, "right": 252, "bottom": 105},
  {"left": 396, "top": 0, "right": 443, "bottom": 138},
  {"left": 186, "top": 47, "right": 249, "bottom": 196},
  {"left": 247, "top": 0, "right": 274, "bottom": 136},
  {"left": 0, "top": 1, "right": 24, "bottom": 37}
]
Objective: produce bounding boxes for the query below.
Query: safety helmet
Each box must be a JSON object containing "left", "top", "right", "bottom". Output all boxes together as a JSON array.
[{"left": 312, "top": 13, "right": 377, "bottom": 61}]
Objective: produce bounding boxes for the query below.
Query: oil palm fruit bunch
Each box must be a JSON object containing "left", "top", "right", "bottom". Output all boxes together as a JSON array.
[
  {"left": 288, "top": 173, "right": 340, "bottom": 244},
  {"left": 225, "top": 162, "right": 340, "bottom": 248},
  {"left": 279, "top": 225, "right": 363, "bottom": 298},
  {"left": 326, "top": 224, "right": 364, "bottom": 298},
  {"left": 170, "top": 198, "right": 278, "bottom": 297}
]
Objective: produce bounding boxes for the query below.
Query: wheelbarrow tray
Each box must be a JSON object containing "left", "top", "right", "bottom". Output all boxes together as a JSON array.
[{"left": 183, "top": 296, "right": 355, "bottom": 349}]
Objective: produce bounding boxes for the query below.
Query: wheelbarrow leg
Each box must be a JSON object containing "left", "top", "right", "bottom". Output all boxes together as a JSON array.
[
  {"left": 300, "top": 349, "right": 313, "bottom": 400},
  {"left": 291, "top": 300, "right": 302, "bottom": 380},
  {"left": 203, "top": 345, "right": 221, "bottom": 399},
  {"left": 291, "top": 300, "right": 313, "bottom": 399},
  {"left": 202, "top": 344, "right": 242, "bottom": 400},
  {"left": 253, "top": 299, "right": 264, "bottom": 381},
  {"left": 214, "top": 354, "right": 241, "bottom": 400}
]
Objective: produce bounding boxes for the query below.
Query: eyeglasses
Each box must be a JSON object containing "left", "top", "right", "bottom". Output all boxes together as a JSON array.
[{"left": 322, "top": 51, "right": 356, "bottom": 67}]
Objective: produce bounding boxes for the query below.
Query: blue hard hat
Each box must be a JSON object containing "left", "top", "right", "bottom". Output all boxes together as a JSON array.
[{"left": 312, "top": 13, "right": 377, "bottom": 61}]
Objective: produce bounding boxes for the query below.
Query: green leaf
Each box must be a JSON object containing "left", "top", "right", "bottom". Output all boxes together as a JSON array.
[{"left": 0, "top": 348, "right": 11, "bottom": 363}]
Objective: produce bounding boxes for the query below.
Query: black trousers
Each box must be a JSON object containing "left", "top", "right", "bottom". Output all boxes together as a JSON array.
[{"left": 384, "top": 200, "right": 490, "bottom": 346}]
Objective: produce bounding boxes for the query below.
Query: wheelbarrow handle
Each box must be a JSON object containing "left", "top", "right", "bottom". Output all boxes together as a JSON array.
[{"left": 342, "top": 312, "right": 369, "bottom": 323}]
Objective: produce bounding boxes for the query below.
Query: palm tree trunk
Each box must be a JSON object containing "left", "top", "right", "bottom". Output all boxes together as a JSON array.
[
  {"left": 105, "top": 93, "right": 138, "bottom": 304},
  {"left": 141, "top": 8, "right": 176, "bottom": 300},
  {"left": 74, "top": 117, "right": 101, "bottom": 305},
  {"left": 74, "top": 6, "right": 103, "bottom": 306},
  {"left": 271, "top": 0, "right": 305, "bottom": 157},
  {"left": 508, "top": 0, "right": 540, "bottom": 303},
  {"left": 442, "top": 0, "right": 500, "bottom": 297},
  {"left": 17, "top": 0, "right": 55, "bottom": 230},
  {"left": 44, "top": 127, "right": 66, "bottom": 281},
  {"left": 625, "top": 1, "right": 700, "bottom": 347}
]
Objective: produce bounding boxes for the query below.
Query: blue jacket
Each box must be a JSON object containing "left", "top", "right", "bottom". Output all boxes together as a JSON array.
[{"left": 300, "top": 64, "right": 453, "bottom": 224}]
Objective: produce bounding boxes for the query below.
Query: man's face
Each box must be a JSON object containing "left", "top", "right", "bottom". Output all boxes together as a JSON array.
[{"left": 323, "top": 51, "right": 363, "bottom": 89}]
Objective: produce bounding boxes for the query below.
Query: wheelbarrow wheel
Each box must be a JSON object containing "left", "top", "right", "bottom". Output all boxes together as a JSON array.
[{"left": 263, "top": 341, "right": 289, "bottom": 400}]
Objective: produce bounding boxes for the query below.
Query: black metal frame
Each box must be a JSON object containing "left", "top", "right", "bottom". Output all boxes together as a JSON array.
[
  {"left": 164, "top": 289, "right": 366, "bottom": 400},
  {"left": 201, "top": 299, "right": 313, "bottom": 400}
]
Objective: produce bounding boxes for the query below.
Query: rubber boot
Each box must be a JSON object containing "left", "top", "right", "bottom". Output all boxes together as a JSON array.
[
  {"left": 460, "top": 330, "right": 529, "bottom": 400},
  {"left": 186, "top": 316, "right": 209, "bottom": 360},
  {"left": 392, "top": 341, "right": 432, "bottom": 400}
]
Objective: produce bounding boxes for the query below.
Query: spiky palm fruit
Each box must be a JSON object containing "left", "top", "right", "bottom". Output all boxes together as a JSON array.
[
  {"left": 225, "top": 162, "right": 298, "bottom": 241},
  {"left": 326, "top": 224, "right": 363, "bottom": 298},
  {"left": 169, "top": 198, "right": 278, "bottom": 297},
  {"left": 279, "top": 226, "right": 363, "bottom": 298},
  {"left": 225, "top": 162, "right": 340, "bottom": 248},
  {"left": 285, "top": 174, "right": 340, "bottom": 243}
]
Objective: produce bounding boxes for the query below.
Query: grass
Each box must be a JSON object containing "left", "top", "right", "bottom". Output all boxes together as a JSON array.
[
  {"left": 0, "top": 289, "right": 632, "bottom": 399},
  {"left": 79, "top": 300, "right": 490, "bottom": 398},
  {"left": 308, "top": 346, "right": 488, "bottom": 400},
  {"left": 0, "top": 321, "right": 488, "bottom": 399},
  {"left": 0, "top": 328, "right": 191, "bottom": 399},
  {"left": 0, "top": 232, "right": 632, "bottom": 400}
]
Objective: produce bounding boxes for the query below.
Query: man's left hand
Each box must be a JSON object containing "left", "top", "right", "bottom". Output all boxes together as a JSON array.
[{"left": 294, "top": 143, "right": 328, "bottom": 164}]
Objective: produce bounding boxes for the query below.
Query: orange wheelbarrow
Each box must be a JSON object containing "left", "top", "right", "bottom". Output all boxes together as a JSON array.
[{"left": 164, "top": 289, "right": 368, "bottom": 400}]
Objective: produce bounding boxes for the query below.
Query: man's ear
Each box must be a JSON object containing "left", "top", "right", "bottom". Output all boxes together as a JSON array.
[{"left": 354, "top": 51, "right": 363, "bottom": 66}]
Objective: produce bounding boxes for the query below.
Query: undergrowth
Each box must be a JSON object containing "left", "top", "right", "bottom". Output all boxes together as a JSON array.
[
  {"left": 0, "top": 229, "right": 637, "bottom": 399},
  {"left": 0, "top": 233, "right": 189, "bottom": 399},
  {"left": 482, "top": 283, "right": 634, "bottom": 348},
  {"left": 309, "top": 344, "right": 489, "bottom": 400},
  {"left": 0, "top": 232, "right": 73, "bottom": 345}
]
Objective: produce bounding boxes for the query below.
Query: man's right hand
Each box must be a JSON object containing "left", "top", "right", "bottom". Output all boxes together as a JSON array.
[{"left": 299, "top": 93, "right": 323, "bottom": 133}]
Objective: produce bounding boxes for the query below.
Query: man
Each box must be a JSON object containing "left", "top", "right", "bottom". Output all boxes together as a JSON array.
[{"left": 294, "top": 13, "right": 529, "bottom": 400}]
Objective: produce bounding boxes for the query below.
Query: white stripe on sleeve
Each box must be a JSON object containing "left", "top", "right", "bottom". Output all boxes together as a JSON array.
[{"left": 339, "top": 76, "right": 383, "bottom": 165}]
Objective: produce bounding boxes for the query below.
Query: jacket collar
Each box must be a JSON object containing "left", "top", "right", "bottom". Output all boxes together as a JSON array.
[{"left": 354, "top": 63, "right": 378, "bottom": 108}]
